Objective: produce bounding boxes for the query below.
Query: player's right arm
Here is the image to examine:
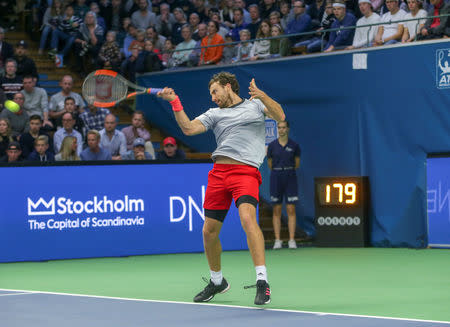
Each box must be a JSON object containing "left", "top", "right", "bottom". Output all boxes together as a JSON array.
[{"left": 158, "top": 87, "right": 206, "bottom": 136}]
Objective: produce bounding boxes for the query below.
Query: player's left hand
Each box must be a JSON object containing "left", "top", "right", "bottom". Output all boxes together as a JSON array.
[{"left": 249, "top": 78, "right": 266, "bottom": 101}]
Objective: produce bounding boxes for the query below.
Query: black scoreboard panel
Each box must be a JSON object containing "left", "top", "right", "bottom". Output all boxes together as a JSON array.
[{"left": 314, "top": 176, "right": 370, "bottom": 247}]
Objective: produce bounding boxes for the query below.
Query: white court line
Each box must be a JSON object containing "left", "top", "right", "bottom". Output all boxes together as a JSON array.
[
  {"left": 0, "top": 288, "right": 449, "bottom": 325},
  {"left": 0, "top": 292, "right": 34, "bottom": 297}
]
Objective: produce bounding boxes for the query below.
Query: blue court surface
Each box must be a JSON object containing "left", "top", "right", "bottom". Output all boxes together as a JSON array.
[{"left": 1, "top": 289, "right": 449, "bottom": 327}]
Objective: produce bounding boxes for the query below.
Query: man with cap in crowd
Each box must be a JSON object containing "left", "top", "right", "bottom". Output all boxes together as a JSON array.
[
  {"left": 0, "top": 141, "right": 23, "bottom": 162},
  {"left": 122, "top": 137, "right": 154, "bottom": 160},
  {"left": 324, "top": 0, "right": 356, "bottom": 52},
  {"left": 346, "top": 0, "right": 380, "bottom": 50},
  {"left": 13, "top": 40, "right": 38, "bottom": 81},
  {"left": 157, "top": 136, "right": 186, "bottom": 160}
]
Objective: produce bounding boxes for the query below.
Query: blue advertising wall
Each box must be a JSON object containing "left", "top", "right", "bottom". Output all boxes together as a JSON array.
[
  {"left": 427, "top": 157, "right": 450, "bottom": 248},
  {"left": 0, "top": 163, "right": 247, "bottom": 263},
  {"left": 137, "top": 41, "right": 450, "bottom": 248}
]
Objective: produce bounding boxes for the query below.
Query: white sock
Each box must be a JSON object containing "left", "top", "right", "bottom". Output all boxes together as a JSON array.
[
  {"left": 255, "top": 265, "right": 267, "bottom": 282},
  {"left": 210, "top": 270, "right": 223, "bottom": 286}
]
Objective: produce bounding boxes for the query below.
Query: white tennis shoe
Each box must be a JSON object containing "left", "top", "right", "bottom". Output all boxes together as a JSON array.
[{"left": 273, "top": 239, "right": 283, "bottom": 249}]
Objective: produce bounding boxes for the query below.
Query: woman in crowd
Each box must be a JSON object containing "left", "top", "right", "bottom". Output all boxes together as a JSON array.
[
  {"left": 249, "top": 19, "right": 272, "bottom": 60},
  {"left": 55, "top": 136, "right": 80, "bottom": 161},
  {"left": 0, "top": 118, "right": 17, "bottom": 157}
]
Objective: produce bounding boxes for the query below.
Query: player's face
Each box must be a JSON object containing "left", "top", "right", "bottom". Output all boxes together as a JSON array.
[{"left": 209, "top": 82, "right": 232, "bottom": 108}]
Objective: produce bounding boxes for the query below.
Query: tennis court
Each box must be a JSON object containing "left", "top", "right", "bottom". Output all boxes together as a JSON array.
[{"left": 1, "top": 248, "right": 449, "bottom": 326}]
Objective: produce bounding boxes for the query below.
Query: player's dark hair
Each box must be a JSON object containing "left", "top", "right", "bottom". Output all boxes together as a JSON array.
[{"left": 209, "top": 72, "right": 239, "bottom": 95}]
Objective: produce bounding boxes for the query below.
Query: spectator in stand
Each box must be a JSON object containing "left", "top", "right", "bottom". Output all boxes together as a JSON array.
[
  {"left": 20, "top": 115, "right": 54, "bottom": 158},
  {"left": 269, "top": 24, "right": 291, "bottom": 57},
  {"left": 48, "top": 5, "right": 83, "bottom": 61},
  {"left": 52, "top": 96, "right": 85, "bottom": 134},
  {"left": 0, "top": 118, "right": 17, "bottom": 157},
  {"left": 0, "top": 27, "right": 14, "bottom": 77},
  {"left": 103, "top": 0, "right": 128, "bottom": 32},
  {"left": 116, "top": 17, "right": 131, "bottom": 51},
  {"left": 73, "top": 0, "right": 90, "bottom": 19},
  {"left": 162, "top": 38, "right": 175, "bottom": 67},
  {"left": 54, "top": 112, "right": 83, "bottom": 155},
  {"left": 247, "top": 4, "right": 262, "bottom": 39},
  {"left": 249, "top": 19, "right": 272, "bottom": 60},
  {"left": 98, "top": 31, "right": 122, "bottom": 70},
  {"left": 89, "top": 2, "right": 107, "bottom": 32},
  {"left": 0, "top": 141, "right": 23, "bottom": 162},
  {"left": 231, "top": 8, "right": 249, "bottom": 41},
  {"left": 131, "top": 0, "right": 157, "bottom": 30},
  {"left": 14, "top": 41, "right": 38, "bottom": 82},
  {"left": 171, "top": 24, "right": 197, "bottom": 67},
  {"left": 121, "top": 110, "right": 155, "bottom": 156},
  {"left": 373, "top": 0, "right": 406, "bottom": 46},
  {"left": 80, "top": 104, "right": 111, "bottom": 132},
  {"left": 21, "top": 76, "right": 52, "bottom": 128},
  {"left": 324, "top": 0, "right": 356, "bottom": 52},
  {"left": 293, "top": 0, "right": 335, "bottom": 53},
  {"left": 260, "top": 0, "right": 279, "bottom": 20},
  {"left": 0, "top": 59, "right": 23, "bottom": 100},
  {"left": 269, "top": 11, "right": 281, "bottom": 28},
  {"left": 39, "top": 0, "right": 64, "bottom": 55},
  {"left": 128, "top": 28, "right": 146, "bottom": 52},
  {"left": 27, "top": 135, "right": 55, "bottom": 162},
  {"left": 146, "top": 26, "right": 167, "bottom": 52},
  {"left": 122, "top": 21, "right": 137, "bottom": 58},
  {"left": 190, "top": 22, "right": 207, "bottom": 65},
  {"left": 55, "top": 135, "right": 80, "bottom": 161},
  {"left": 73, "top": 11, "right": 105, "bottom": 76},
  {"left": 155, "top": 3, "right": 176, "bottom": 38},
  {"left": 221, "top": 33, "right": 237, "bottom": 64},
  {"left": 120, "top": 43, "right": 141, "bottom": 83},
  {"left": 286, "top": 0, "right": 312, "bottom": 45},
  {"left": 122, "top": 137, "right": 154, "bottom": 159},
  {"left": 220, "top": 0, "right": 234, "bottom": 29},
  {"left": 157, "top": 136, "right": 186, "bottom": 160},
  {"left": 0, "top": 87, "right": 6, "bottom": 112},
  {"left": 234, "top": 29, "right": 253, "bottom": 62},
  {"left": 189, "top": 12, "right": 201, "bottom": 37},
  {"left": 346, "top": 0, "right": 380, "bottom": 49},
  {"left": 372, "top": 0, "right": 386, "bottom": 13},
  {"left": 100, "top": 114, "right": 127, "bottom": 160},
  {"left": 193, "top": 22, "right": 207, "bottom": 41},
  {"left": 80, "top": 129, "right": 112, "bottom": 160},
  {"left": 235, "top": 0, "right": 252, "bottom": 24},
  {"left": 418, "top": 0, "right": 450, "bottom": 40},
  {"left": 135, "top": 39, "right": 163, "bottom": 73},
  {"left": 49, "top": 75, "right": 86, "bottom": 124},
  {"left": 402, "top": 0, "right": 427, "bottom": 42},
  {"left": 199, "top": 21, "right": 225, "bottom": 65},
  {"left": 210, "top": 11, "right": 231, "bottom": 39},
  {"left": 192, "top": 0, "right": 209, "bottom": 23},
  {"left": 308, "top": 0, "right": 325, "bottom": 26},
  {"left": 0, "top": 93, "right": 29, "bottom": 134},
  {"left": 172, "top": 7, "right": 188, "bottom": 45}
]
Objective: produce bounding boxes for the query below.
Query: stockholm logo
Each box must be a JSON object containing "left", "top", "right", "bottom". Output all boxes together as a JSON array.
[
  {"left": 436, "top": 49, "right": 450, "bottom": 89},
  {"left": 28, "top": 197, "right": 55, "bottom": 216}
]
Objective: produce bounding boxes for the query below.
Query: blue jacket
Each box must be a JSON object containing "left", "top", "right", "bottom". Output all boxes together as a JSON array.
[
  {"left": 286, "top": 13, "right": 312, "bottom": 36},
  {"left": 27, "top": 150, "right": 55, "bottom": 162},
  {"left": 325, "top": 13, "right": 357, "bottom": 49}
]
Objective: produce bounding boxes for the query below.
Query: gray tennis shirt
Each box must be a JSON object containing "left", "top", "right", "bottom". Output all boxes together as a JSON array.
[{"left": 195, "top": 98, "right": 266, "bottom": 168}]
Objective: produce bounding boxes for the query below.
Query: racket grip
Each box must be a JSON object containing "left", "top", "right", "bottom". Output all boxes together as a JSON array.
[{"left": 148, "top": 88, "right": 163, "bottom": 95}]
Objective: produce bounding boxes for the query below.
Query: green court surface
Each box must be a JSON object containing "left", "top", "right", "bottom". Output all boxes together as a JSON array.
[{"left": 1, "top": 248, "right": 449, "bottom": 322}]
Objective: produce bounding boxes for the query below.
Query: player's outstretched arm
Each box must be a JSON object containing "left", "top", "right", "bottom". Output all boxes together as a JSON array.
[
  {"left": 248, "top": 78, "right": 286, "bottom": 122},
  {"left": 158, "top": 88, "right": 206, "bottom": 136}
]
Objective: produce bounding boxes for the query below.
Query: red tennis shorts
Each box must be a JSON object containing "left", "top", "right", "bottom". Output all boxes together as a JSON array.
[{"left": 203, "top": 163, "right": 262, "bottom": 215}]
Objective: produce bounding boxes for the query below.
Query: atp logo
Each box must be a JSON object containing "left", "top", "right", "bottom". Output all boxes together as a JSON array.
[
  {"left": 436, "top": 49, "right": 450, "bottom": 89},
  {"left": 28, "top": 197, "right": 55, "bottom": 216}
]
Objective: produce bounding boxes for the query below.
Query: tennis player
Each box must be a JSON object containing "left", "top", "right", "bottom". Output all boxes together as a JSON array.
[{"left": 158, "top": 72, "right": 285, "bottom": 305}]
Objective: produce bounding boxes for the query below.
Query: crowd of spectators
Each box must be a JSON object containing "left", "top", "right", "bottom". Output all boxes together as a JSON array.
[{"left": 29, "top": 0, "right": 450, "bottom": 76}]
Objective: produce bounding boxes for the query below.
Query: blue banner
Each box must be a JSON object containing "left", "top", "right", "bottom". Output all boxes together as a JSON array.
[
  {"left": 427, "top": 157, "right": 450, "bottom": 248},
  {"left": 0, "top": 163, "right": 248, "bottom": 263}
]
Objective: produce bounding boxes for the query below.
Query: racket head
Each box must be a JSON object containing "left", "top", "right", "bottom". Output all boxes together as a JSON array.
[{"left": 82, "top": 70, "right": 132, "bottom": 108}]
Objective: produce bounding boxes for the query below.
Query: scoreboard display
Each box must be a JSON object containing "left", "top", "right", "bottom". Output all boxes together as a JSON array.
[{"left": 314, "top": 176, "right": 370, "bottom": 247}]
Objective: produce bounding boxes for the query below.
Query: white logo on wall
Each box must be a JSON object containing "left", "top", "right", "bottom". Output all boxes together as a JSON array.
[
  {"left": 26, "top": 195, "right": 145, "bottom": 231},
  {"left": 436, "top": 49, "right": 450, "bottom": 89}
]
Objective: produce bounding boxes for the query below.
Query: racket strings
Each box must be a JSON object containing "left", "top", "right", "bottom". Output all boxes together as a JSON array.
[{"left": 82, "top": 73, "right": 128, "bottom": 105}]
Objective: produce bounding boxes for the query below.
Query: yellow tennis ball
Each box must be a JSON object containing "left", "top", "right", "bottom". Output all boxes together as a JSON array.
[{"left": 4, "top": 100, "right": 20, "bottom": 113}]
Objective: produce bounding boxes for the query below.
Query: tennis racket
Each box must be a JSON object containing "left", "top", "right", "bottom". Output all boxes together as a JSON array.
[{"left": 82, "top": 69, "right": 163, "bottom": 108}]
